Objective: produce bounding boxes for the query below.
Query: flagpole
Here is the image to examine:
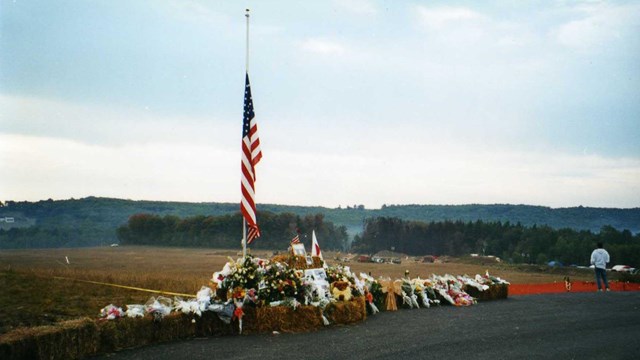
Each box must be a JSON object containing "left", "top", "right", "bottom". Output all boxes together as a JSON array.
[
  {"left": 242, "top": 9, "right": 250, "bottom": 259},
  {"left": 245, "top": 8, "right": 250, "bottom": 73}
]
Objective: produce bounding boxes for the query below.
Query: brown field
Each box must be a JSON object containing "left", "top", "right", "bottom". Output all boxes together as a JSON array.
[{"left": 0, "top": 246, "right": 596, "bottom": 336}]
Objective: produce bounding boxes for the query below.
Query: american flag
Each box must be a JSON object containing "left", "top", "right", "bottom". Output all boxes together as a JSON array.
[
  {"left": 290, "top": 234, "right": 300, "bottom": 245},
  {"left": 240, "top": 73, "right": 262, "bottom": 244}
]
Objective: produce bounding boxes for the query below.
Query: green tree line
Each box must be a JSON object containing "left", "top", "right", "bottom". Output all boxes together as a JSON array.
[
  {"left": 0, "top": 226, "right": 114, "bottom": 249},
  {"left": 116, "top": 212, "right": 349, "bottom": 251},
  {"left": 352, "top": 217, "right": 640, "bottom": 267}
]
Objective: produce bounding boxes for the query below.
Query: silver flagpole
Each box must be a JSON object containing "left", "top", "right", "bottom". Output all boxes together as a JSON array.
[
  {"left": 243, "top": 220, "right": 247, "bottom": 258},
  {"left": 246, "top": 9, "right": 250, "bottom": 73},
  {"left": 242, "top": 9, "right": 250, "bottom": 259}
]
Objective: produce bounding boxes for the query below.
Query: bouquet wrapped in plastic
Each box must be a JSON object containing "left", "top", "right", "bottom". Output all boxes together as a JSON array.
[
  {"left": 99, "top": 304, "right": 123, "bottom": 320},
  {"left": 174, "top": 297, "right": 201, "bottom": 317},
  {"left": 125, "top": 304, "right": 145, "bottom": 318},
  {"left": 145, "top": 296, "right": 173, "bottom": 321}
]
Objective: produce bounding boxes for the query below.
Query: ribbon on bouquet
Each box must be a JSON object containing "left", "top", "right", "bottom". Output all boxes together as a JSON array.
[{"left": 378, "top": 278, "right": 398, "bottom": 311}]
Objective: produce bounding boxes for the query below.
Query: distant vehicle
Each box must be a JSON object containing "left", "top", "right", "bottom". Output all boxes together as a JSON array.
[
  {"left": 110, "top": 243, "right": 119, "bottom": 247},
  {"left": 612, "top": 265, "right": 635, "bottom": 273}
]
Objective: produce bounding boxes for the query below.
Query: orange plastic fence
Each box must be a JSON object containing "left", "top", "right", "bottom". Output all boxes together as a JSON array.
[{"left": 509, "top": 281, "right": 640, "bottom": 295}]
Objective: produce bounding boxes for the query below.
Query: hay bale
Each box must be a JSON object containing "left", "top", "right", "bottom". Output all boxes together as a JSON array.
[
  {"left": 310, "top": 257, "right": 324, "bottom": 269},
  {"left": 270, "top": 254, "right": 291, "bottom": 265},
  {"left": 97, "top": 314, "right": 189, "bottom": 352},
  {"left": 270, "top": 255, "right": 324, "bottom": 270},
  {"left": 0, "top": 298, "right": 366, "bottom": 359},
  {"left": 0, "top": 318, "right": 99, "bottom": 360},
  {"left": 98, "top": 311, "right": 237, "bottom": 353},
  {"left": 244, "top": 305, "right": 323, "bottom": 334},
  {"left": 463, "top": 284, "right": 509, "bottom": 301},
  {"left": 326, "top": 297, "right": 367, "bottom": 324},
  {"left": 194, "top": 311, "right": 236, "bottom": 337}
]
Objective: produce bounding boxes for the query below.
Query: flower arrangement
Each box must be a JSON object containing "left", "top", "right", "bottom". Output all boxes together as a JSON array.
[
  {"left": 257, "top": 261, "right": 306, "bottom": 305},
  {"left": 325, "top": 265, "right": 362, "bottom": 297},
  {"left": 358, "top": 273, "right": 385, "bottom": 312},
  {"left": 97, "top": 260, "right": 509, "bottom": 344},
  {"left": 218, "top": 256, "right": 263, "bottom": 294}
]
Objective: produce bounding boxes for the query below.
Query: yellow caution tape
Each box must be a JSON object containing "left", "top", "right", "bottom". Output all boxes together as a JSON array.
[{"left": 53, "top": 276, "right": 195, "bottom": 298}]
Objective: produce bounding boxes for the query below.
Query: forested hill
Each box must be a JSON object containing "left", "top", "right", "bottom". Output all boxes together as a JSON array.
[
  {"left": 0, "top": 197, "right": 639, "bottom": 248},
  {"left": 369, "top": 204, "right": 640, "bottom": 234}
]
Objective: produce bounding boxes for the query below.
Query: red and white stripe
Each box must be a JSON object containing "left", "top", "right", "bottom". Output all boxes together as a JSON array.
[
  {"left": 241, "top": 74, "right": 262, "bottom": 244},
  {"left": 291, "top": 234, "right": 300, "bottom": 245}
]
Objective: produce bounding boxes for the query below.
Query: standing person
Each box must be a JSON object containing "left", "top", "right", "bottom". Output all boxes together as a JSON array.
[{"left": 590, "top": 242, "right": 610, "bottom": 292}]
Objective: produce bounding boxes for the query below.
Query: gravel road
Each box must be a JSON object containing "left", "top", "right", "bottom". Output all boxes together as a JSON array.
[{"left": 95, "top": 292, "right": 640, "bottom": 360}]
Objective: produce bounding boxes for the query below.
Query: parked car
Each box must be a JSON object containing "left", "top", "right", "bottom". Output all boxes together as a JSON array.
[{"left": 612, "top": 265, "right": 636, "bottom": 273}]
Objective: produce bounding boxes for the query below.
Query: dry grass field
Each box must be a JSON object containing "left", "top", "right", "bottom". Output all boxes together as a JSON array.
[{"left": 0, "top": 246, "right": 595, "bottom": 336}]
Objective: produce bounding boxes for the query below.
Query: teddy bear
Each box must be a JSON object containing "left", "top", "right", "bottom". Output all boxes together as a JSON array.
[{"left": 331, "top": 280, "right": 353, "bottom": 301}]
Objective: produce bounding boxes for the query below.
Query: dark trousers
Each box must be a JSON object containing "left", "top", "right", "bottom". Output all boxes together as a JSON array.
[{"left": 594, "top": 267, "right": 609, "bottom": 290}]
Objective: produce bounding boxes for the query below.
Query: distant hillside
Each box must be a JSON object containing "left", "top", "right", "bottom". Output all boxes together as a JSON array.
[
  {"left": 367, "top": 204, "right": 640, "bottom": 234},
  {"left": 0, "top": 197, "right": 638, "bottom": 248}
]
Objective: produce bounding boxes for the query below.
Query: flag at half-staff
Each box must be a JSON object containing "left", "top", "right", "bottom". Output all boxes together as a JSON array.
[
  {"left": 290, "top": 234, "right": 300, "bottom": 245},
  {"left": 290, "top": 228, "right": 301, "bottom": 245},
  {"left": 240, "top": 72, "right": 262, "bottom": 244}
]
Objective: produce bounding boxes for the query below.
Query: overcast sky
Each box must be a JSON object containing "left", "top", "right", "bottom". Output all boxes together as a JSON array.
[{"left": 1, "top": 0, "right": 639, "bottom": 209}]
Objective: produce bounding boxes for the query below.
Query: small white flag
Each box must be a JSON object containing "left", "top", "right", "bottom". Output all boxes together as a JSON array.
[{"left": 311, "top": 230, "right": 323, "bottom": 260}]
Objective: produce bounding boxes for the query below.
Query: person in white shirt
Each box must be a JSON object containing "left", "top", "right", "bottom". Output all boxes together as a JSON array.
[{"left": 590, "top": 242, "right": 610, "bottom": 292}]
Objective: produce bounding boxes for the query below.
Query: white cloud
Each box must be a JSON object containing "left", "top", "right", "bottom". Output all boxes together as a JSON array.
[
  {"left": 0, "top": 134, "right": 239, "bottom": 203},
  {"left": 333, "top": 0, "right": 378, "bottom": 16},
  {"left": 164, "top": 0, "right": 232, "bottom": 28},
  {"left": 2, "top": 131, "right": 638, "bottom": 208},
  {"left": 299, "top": 38, "right": 347, "bottom": 56},
  {"left": 416, "top": 6, "right": 486, "bottom": 30},
  {"left": 262, "top": 138, "right": 640, "bottom": 208},
  {"left": 554, "top": 3, "right": 640, "bottom": 50},
  {"left": 0, "top": 94, "right": 236, "bottom": 147}
]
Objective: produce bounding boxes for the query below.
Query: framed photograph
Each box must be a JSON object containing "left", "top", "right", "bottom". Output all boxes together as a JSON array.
[{"left": 291, "top": 243, "right": 306, "bottom": 257}]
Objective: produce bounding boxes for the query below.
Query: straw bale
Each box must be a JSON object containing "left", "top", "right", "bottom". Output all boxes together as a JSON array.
[
  {"left": 0, "top": 318, "right": 98, "bottom": 360},
  {"left": 464, "top": 284, "right": 509, "bottom": 301},
  {"left": 326, "top": 297, "right": 366, "bottom": 324},
  {"left": 270, "top": 255, "right": 324, "bottom": 270},
  {"left": 0, "top": 299, "right": 366, "bottom": 359},
  {"left": 244, "top": 305, "right": 323, "bottom": 334}
]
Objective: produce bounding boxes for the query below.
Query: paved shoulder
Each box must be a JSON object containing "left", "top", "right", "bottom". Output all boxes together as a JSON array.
[{"left": 95, "top": 292, "right": 640, "bottom": 360}]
